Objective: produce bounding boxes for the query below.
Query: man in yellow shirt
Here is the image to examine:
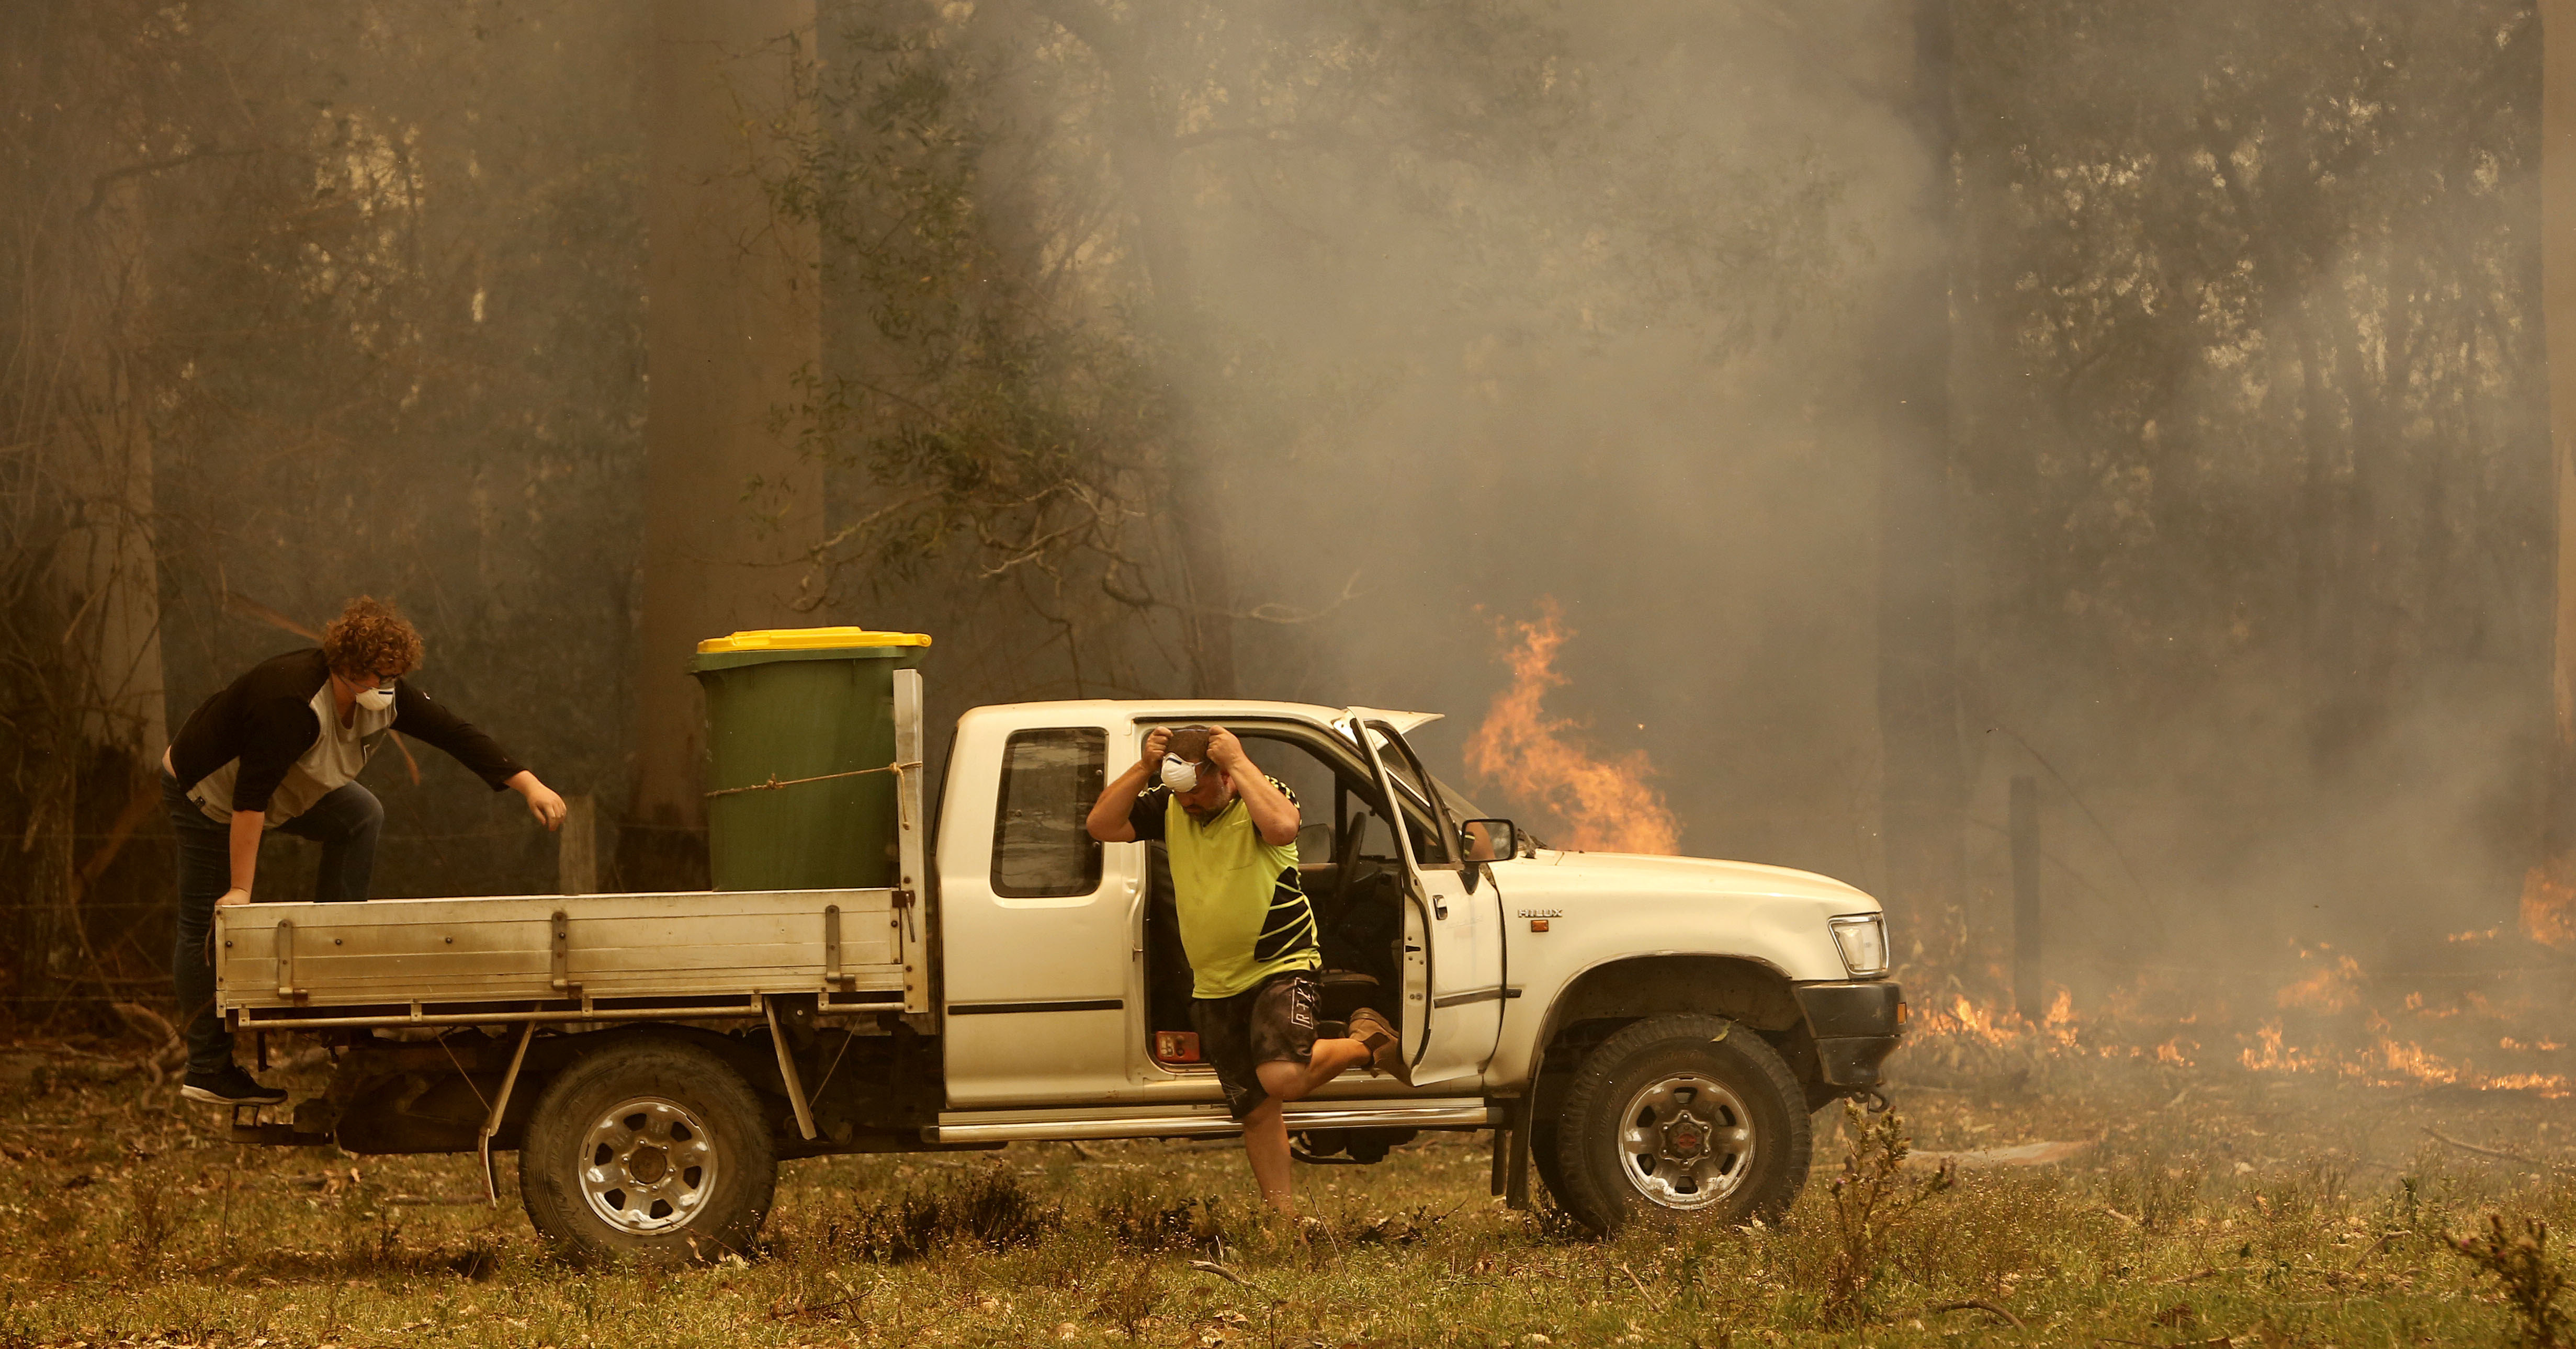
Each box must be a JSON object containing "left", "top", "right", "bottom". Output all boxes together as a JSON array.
[{"left": 1087, "top": 725, "right": 1404, "bottom": 1216}]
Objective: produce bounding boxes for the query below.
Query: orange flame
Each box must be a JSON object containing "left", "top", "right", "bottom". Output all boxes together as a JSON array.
[
  {"left": 2238, "top": 1022, "right": 2323, "bottom": 1073},
  {"left": 2275, "top": 952, "right": 2361, "bottom": 1013},
  {"left": 1898, "top": 965, "right": 2572, "bottom": 1098},
  {"left": 1464, "top": 600, "right": 1680, "bottom": 854},
  {"left": 1912, "top": 992, "right": 2081, "bottom": 1052},
  {"left": 2372, "top": 1039, "right": 2462, "bottom": 1087}
]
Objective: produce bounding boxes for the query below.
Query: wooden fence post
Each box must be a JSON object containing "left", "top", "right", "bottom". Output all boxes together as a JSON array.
[
  {"left": 2010, "top": 774, "right": 2041, "bottom": 1017},
  {"left": 558, "top": 794, "right": 597, "bottom": 897}
]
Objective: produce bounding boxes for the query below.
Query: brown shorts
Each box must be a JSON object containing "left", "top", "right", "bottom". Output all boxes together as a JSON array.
[{"left": 1192, "top": 969, "right": 1320, "bottom": 1120}]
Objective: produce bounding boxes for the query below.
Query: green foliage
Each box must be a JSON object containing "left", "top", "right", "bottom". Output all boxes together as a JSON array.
[
  {"left": 830, "top": 1163, "right": 1063, "bottom": 1261},
  {"left": 1948, "top": 0, "right": 2550, "bottom": 956},
  {"left": 1, "top": 0, "right": 653, "bottom": 1002},
  {"left": 1820, "top": 1101, "right": 1954, "bottom": 1325},
  {"left": 2454, "top": 1213, "right": 2572, "bottom": 1349},
  {"left": 1090, "top": 1178, "right": 1230, "bottom": 1254},
  {"left": 760, "top": 3, "right": 1176, "bottom": 624},
  {"left": 759, "top": 0, "right": 1851, "bottom": 686},
  {"left": 15, "top": 1045, "right": 2576, "bottom": 1346}
]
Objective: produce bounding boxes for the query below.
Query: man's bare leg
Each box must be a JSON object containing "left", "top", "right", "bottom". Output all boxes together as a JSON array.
[{"left": 1242, "top": 1037, "right": 1374, "bottom": 1215}]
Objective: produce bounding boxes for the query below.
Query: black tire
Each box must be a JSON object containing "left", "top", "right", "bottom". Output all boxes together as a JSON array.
[
  {"left": 1548, "top": 1015, "right": 1809, "bottom": 1235},
  {"left": 519, "top": 1035, "right": 777, "bottom": 1268}
]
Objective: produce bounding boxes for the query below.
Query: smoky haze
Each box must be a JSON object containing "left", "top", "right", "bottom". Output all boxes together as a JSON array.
[{"left": 0, "top": 0, "right": 2550, "bottom": 1013}]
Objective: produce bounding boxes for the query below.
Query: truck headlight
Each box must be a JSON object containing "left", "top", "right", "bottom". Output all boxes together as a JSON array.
[{"left": 1829, "top": 914, "right": 1889, "bottom": 977}]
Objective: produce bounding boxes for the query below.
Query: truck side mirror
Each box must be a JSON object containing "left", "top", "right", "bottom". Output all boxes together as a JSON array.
[{"left": 1460, "top": 819, "right": 1518, "bottom": 863}]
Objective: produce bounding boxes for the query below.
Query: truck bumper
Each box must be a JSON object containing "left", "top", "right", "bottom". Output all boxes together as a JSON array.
[{"left": 1793, "top": 980, "right": 1904, "bottom": 1090}]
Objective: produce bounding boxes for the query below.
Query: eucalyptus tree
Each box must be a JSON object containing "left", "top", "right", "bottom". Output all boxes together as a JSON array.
[
  {"left": 1951, "top": 0, "right": 2546, "bottom": 953},
  {"left": 765, "top": 0, "right": 1850, "bottom": 704}
]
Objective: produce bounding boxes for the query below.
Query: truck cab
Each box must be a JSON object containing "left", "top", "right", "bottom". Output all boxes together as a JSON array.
[{"left": 214, "top": 680, "right": 1904, "bottom": 1265}]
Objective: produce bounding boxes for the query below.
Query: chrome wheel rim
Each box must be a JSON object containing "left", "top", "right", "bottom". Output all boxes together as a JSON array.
[
  {"left": 1616, "top": 1072, "right": 1753, "bottom": 1210},
  {"left": 580, "top": 1096, "right": 718, "bottom": 1234}
]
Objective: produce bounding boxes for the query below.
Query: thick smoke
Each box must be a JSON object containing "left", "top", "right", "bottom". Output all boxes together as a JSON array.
[{"left": 6, "top": 0, "right": 2548, "bottom": 1014}]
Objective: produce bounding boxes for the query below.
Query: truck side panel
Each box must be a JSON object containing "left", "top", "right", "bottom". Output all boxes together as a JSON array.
[
  {"left": 1477, "top": 859, "right": 1861, "bottom": 1089},
  {"left": 217, "top": 890, "right": 906, "bottom": 1015}
]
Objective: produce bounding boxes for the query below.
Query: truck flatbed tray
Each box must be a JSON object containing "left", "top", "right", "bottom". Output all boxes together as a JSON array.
[{"left": 215, "top": 889, "right": 913, "bottom": 1029}]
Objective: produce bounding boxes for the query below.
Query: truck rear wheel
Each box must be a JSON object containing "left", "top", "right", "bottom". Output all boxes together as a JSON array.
[
  {"left": 519, "top": 1036, "right": 777, "bottom": 1267},
  {"left": 1548, "top": 1015, "right": 1808, "bottom": 1234}
]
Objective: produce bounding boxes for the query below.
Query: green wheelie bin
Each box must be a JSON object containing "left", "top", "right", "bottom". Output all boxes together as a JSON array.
[{"left": 688, "top": 626, "right": 931, "bottom": 891}]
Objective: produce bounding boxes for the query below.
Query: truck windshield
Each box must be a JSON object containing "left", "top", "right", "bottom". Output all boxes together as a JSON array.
[{"left": 1432, "top": 776, "right": 1490, "bottom": 823}]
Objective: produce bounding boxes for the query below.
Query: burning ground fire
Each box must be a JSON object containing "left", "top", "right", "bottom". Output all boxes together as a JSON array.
[
  {"left": 1464, "top": 599, "right": 1680, "bottom": 855},
  {"left": 1904, "top": 946, "right": 2575, "bottom": 1099}
]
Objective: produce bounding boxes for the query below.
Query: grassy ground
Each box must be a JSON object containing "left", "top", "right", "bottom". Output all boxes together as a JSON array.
[{"left": 8, "top": 985, "right": 2576, "bottom": 1348}]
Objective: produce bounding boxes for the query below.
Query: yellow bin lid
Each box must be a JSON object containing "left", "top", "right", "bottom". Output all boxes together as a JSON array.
[{"left": 697, "top": 626, "right": 933, "bottom": 654}]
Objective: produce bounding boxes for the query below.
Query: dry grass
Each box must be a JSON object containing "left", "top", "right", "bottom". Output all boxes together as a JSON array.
[{"left": 9, "top": 1027, "right": 2576, "bottom": 1347}]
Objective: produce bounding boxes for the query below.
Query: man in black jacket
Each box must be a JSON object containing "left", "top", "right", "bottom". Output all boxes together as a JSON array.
[{"left": 162, "top": 596, "right": 567, "bottom": 1106}]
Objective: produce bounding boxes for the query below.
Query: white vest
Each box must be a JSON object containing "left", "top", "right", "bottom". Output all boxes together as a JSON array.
[{"left": 189, "top": 684, "right": 396, "bottom": 826}]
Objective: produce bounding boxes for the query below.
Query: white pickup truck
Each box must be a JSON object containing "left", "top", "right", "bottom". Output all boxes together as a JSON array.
[{"left": 214, "top": 671, "right": 1904, "bottom": 1265}]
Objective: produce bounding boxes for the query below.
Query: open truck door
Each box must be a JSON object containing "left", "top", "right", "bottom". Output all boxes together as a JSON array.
[{"left": 1347, "top": 713, "right": 1505, "bottom": 1087}]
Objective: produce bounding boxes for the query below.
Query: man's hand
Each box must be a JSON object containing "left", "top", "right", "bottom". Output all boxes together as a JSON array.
[
  {"left": 1215, "top": 730, "right": 1300, "bottom": 846},
  {"left": 509, "top": 771, "right": 569, "bottom": 831},
  {"left": 1088, "top": 728, "right": 1167, "bottom": 843},
  {"left": 217, "top": 888, "right": 251, "bottom": 908}
]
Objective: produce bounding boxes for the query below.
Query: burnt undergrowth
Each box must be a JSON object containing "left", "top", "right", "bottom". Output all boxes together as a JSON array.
[{"left": 9, "top": 1042, "right": 2576, "bottom": 1345}]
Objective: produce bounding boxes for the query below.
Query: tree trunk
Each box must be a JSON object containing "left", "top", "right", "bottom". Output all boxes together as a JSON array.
[
  {"left": 2528, "top": 0, "right": 2576, "bottom": 944},
  {"left": 627, "top": 0, "right": 826, "bottom": 890},
  {"left": 63, "top": 174, "right": 169, "bottom": 764},
  {"left": 1875, "top": 0, "right": 1968, "bottom": 932},
  {"left": 2, "top": 18, "right": 168, "bottom": 1011}
]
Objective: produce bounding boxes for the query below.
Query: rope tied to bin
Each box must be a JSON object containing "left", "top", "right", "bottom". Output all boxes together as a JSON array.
[{"left": 704, "top": 759, "right": 922, "bottom": 800}]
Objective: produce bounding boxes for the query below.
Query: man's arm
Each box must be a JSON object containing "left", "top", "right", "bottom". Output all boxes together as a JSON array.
[
  {"left": 216, "top": 695, "right": 315, "bottom": 906},
  {"left": 391, "top": 683, "right": 528, "bottom": 788},
  {"left": 1086, "top": 727, "right": 1171, "bottom": 842},
  {"left": 1208, "top": 728, "right": 1300, "bottom": 846},
  {"left": 218, "top": 810, "right": 262, "bottom": 906},
  {"left": 229, "top": 697, "right": 319, "bottom": 821}
]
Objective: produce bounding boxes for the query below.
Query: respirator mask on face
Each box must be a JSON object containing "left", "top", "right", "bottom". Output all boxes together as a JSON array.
[
  {"left": 355, "top": 685, "right": 396, "bottom": 712},
  {"left": 1159, "top": 755, "right": 1203, "bottom": 793}
]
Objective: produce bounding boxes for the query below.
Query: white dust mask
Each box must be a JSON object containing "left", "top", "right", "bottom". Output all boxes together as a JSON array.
[
  {"left": 356, "top": 686, "right": 396, "bottom": 712},
  {"left": 1160, "top": 756, "right": 1202, "bottom": 792}
]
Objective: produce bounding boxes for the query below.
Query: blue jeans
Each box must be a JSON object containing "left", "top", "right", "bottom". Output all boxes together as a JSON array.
[{"left": 166, "top": 773, "right": 384, "bottom": 1074}]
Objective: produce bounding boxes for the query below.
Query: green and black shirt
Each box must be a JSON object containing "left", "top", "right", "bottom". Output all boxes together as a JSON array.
[{"left": 1131, "top": 777, "right": 1320, "bottom": 998}]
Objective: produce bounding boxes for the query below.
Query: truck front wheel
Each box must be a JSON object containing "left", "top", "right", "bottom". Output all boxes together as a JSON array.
[
  {"left": 1548, "top": 1015, "right": 1809, "bottom": 1234},
  {"left": 519, "top": 1036, "right": 777, "bottom": 1267}
]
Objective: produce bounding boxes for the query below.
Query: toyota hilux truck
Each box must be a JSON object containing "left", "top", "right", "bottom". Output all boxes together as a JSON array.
[{"left": 212, "top": 668, "right": 1904, "bottom": 1266}]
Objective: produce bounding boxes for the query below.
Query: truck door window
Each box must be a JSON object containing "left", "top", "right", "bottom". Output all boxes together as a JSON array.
[
  {"left": 991, "top": 728, "right": 1106, "bottom": 899},
  {"left": 1237, "top": 734, "right": 1334, "bottom": 837},
  {"left": 1352, "top": 806, "right": 1399, "bottom": 863},
  {"left": 1366, "top": 727, "right": 1458, "bottom": 866}
]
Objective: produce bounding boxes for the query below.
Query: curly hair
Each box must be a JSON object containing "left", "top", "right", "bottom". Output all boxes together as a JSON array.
[
  {"left": 1163, "top": 726, "right": 1214, "bottom": 763},
  {"left": 321, "top": 596, "right": 424, "bottom": 679}
]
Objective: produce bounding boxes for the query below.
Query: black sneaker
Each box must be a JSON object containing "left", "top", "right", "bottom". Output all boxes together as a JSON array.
[{"left": 180, "top": 1065, "right": 287, "bottom": 1106}]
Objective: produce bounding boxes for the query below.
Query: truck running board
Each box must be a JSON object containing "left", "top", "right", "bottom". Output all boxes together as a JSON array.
[{"left": 926, "top": 1099, "right": 1496, "bottom": 1145}]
